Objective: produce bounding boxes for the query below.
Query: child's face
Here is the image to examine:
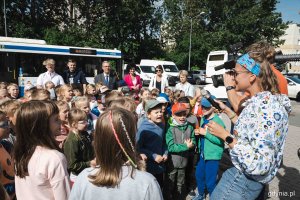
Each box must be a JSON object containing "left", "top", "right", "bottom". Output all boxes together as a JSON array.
[
  {"left": 46, "top": 83, "right": 55, "bottom": 90},
  {"left": 147, "top": 107, "right": 163, "bottom": 124},
  {"left": 49, "top": 114, "right": 61, "bottom": 137},
  {"left": 0, "top": 115, "right": 10, "bottom": 140},
  {"left": 173, "top": 111, "right": 187, "bottom": 125},
  {"left": 59, "top": 104, "right": 70, "bottom": 123},
  {"left": 77, "top": 101, "right": 90, "bottom": 114},
  {"left": 63, "top": 88, "right": 74, "bottom": 101},
  {"left": 87, "top": 88, "right": 96, "bottom": 96},
  {"left": 73, "top": 89, "right": 82, "bottom": 97},
  {"left": 74, "top": 120, "right": 88, "bottom": 131},
  {"left": 141, "top": 91, "right": 150, "bottom": 99},
  {"left": 0, "top": 89, "right": 8, "bottom": 98},
  {"left": 202, "top": 106, "right": 214, "bottom": 117},
  {"left": 8, "top": 86, "right": 19, "bottom": 98}
]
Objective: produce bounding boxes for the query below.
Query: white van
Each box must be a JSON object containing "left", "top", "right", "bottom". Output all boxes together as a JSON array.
[
  {"left": 204, "top": 50, "right": 229, "bottom": 99},
  {"left": 140, "top": 59, "right": 180, "bottom": 85},
  {"left": 205, "top": 50, "right": 229, "bottom": 84}
]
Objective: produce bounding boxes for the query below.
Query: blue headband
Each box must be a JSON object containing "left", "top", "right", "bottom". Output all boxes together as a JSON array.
[{"left": 237, "top": 53, "right": 260, "bottom": 76}]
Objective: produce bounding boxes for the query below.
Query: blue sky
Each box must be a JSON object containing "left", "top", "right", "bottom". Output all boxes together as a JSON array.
[{"left": 276, "top": 0, "right": 300, "bottom": 23}]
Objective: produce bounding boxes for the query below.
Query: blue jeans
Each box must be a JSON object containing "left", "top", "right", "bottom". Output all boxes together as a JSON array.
[
  {"left": 210, "top": 167, "right": 263, "bottom": 200},
  {"left": 195, "top": 156, "right": 219, "bottom": 197}
]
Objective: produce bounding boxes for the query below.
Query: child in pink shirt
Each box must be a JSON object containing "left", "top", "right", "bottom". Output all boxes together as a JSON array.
[{"left": 14, "top": 101, "right": 70, "bottom": 200}]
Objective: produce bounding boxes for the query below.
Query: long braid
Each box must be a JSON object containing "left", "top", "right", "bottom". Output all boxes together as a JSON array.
[{"left": 109, "top": 111, "right": 137, "bottom": 168}]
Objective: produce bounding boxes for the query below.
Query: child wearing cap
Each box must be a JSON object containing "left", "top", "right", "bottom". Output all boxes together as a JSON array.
[
  {"left": 136, "top": 99, "right": 168, "bottom": 189},
  {"left": 194, "top": 96, "right": 225, "bottom": 200},
  {"left": 165, "top": 102, "right": 196, "bottom": 199}
]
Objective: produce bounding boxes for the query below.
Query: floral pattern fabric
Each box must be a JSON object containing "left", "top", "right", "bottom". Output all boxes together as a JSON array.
[{"left": 230, "top": 91, "right": 291, "bottom": 184}]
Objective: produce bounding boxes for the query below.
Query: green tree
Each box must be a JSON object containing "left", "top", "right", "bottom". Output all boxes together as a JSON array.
[{"left": 163, "top": 0, "right": 288, "bottom": 69}]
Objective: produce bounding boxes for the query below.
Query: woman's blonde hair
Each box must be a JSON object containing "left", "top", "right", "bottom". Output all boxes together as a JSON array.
[
  {"left": 247, "top": 41, "right": 279, "bottom": 94},
  {"left": 179, "top": 70, "right": 188, "bottom": 77},
  {"left": 89, "top": 108, "right": 145, "bottom": 187},
  {"left": 43, "top": 58, "right": 55, "bottom": 66}
]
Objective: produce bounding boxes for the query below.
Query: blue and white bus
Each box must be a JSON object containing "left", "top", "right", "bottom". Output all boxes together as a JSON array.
[{"left": 0, "top": 37, "right": 122, "bottom": 86}]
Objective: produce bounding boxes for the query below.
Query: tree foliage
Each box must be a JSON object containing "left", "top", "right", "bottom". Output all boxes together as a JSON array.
[
  {"left": 163, "top": 0, "right": 288, "bottom": 69},
  {"left": 0, "top": 0, "right": 288, "bottom": 68}
]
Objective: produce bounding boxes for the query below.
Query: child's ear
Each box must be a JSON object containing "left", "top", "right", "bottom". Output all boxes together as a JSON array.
[{"left": 71, "top": 122, "right": 77, "bottom": 128}]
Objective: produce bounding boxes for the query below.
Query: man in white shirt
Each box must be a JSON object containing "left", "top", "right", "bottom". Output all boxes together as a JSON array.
[{"left": 36, "top": 59, "right": 65, "bottom": 88}]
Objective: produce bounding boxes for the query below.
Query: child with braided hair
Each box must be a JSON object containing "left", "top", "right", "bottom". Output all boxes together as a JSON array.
[{"left": 70, "top": 108, "right": 163, "bottom": 200}]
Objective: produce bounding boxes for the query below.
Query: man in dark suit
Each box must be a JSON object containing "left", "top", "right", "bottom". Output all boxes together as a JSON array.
[{"left": 94, "top": 61, "right": 118, "bottom": 90}]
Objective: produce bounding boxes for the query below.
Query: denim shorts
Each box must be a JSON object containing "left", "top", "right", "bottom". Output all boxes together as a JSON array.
[{"left": 210, "top": 167, "right": 263, "bottom": 200}]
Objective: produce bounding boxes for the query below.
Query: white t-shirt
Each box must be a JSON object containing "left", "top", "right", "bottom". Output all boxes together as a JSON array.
[{"left": 36, "top": 71, "right": 65, "bottom": 87}]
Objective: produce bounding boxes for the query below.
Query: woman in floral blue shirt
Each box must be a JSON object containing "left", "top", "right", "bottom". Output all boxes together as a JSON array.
[{"left": 206, "top": 50, "right": 291, "bottom": 200}]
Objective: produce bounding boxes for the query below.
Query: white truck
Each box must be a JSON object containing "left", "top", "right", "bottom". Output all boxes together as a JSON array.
[
  {"left": 139, "top": 59, "right": 180, "bottom": 85},
  {"left": 204, "top": 50, "right": 231, "bottom": 99}
]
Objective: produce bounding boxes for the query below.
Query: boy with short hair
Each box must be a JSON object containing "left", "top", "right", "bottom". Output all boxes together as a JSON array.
[
  {"left": 194, "top": 96, "right": 225, "bottom": 200},
  {"left": 166, "top": 102, "right": 196, "bottom": 199},
  {"left": 136, "top": 99, "right": 168, "bottom": 188}
]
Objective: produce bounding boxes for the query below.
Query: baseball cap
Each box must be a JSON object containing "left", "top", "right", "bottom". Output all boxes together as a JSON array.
[
  {"left": 99, "top": 86, "right": 111, "bottom": 94},
  {"left": 172, "top": 103, "right": 187, "bottom": 115},
  {"left": 237, "top": 53, "right": 261, "bottom": 76},
  {"left": 145, "top": 100, "right": 163, "bottom": 113},
  {"left": 201, "top": 95, "right": 216, "bottom": 108}
]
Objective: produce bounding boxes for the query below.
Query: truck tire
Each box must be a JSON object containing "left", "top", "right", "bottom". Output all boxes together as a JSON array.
[{"left": 296, "top": 92, "right": 300, "bottom": 102}]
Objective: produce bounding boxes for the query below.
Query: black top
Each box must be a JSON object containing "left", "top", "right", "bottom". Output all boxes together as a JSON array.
[
  {"left": 156, "top": 80, "right": 161, "bottom": 93},
  {"left": 63, "top": 69, "right": 88, "bottom": 85}
]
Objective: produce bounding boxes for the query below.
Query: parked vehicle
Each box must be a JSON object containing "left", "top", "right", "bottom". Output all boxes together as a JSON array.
[
  {"left": 140, "top": 59, "right": 179, "bottom": 86},
  {"left": 285, "top": 76, "right": 300, "bottom": 101},
  {"left": 135, "top": 65, "right": 154, "bottom": 86},
  {"left": 204, "top": 51, "right": 230, "bottom": 99},
  {"left": 283, "top": 73, "right": 300, "bottom": 79},
  {"left": 188, "top": 70, "right": 206, "bottom": 85}
]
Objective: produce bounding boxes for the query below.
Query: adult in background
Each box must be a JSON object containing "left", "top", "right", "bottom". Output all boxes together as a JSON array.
[
  {"left": 94, "top": 61, "right": 118, "bottom": 90},
  {"left": 123, "top": 63, "right": 142, "bottom": 98},
  {"left": 149, "top": 65, "right": 169, "bottom": 93},
  {"left": 62, "top": 59, "right": 88, "bottom": 94},
  {"left": 36, "top": 58, "right": 65, "bottom": 89},
  {"left": 175, "top": 70, "right": 194, "bottom": 97},
  {"left": 207, "top": 51, "right": 291, "bottom": 200}
]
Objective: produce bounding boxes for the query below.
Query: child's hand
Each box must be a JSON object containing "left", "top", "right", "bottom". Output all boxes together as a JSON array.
[
  {"left": 154, "top": 155, "right": 164, "bottom": 163},
  {"left": 162, "top": 154, "right": 168, "bottom": 162},
  {"left": 194, "top": 128, "right": 200, "bottom": 135},
  {"left": 90, "top": 158, "right": 97, "bottom": 167},
  {"left": 140, "top": 154, "right": 147, "bottom": 161},
  {"left": 199, "top": 127, "right": 207, "bottom": 136},
  {"left": 185, "top": 139, "right": 194, "bottom": 149}
]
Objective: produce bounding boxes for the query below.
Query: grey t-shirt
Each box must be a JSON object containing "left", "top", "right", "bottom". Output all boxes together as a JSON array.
[{"left": 69, "top": 166, "right": 163, "bottom": 200}]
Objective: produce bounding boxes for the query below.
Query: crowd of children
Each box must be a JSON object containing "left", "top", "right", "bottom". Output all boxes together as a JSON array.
[{"left": 0, "top": 78, "right": 228, "bottom": 200}]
